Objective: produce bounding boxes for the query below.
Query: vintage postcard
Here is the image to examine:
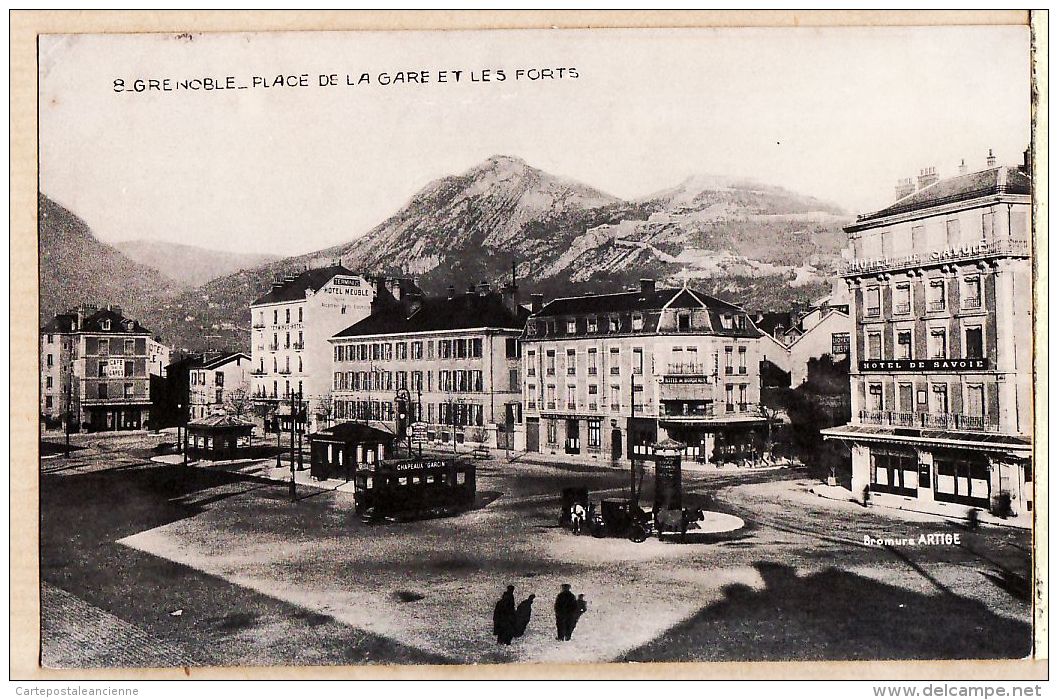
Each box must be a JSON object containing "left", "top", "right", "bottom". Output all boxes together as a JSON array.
[{"left": 14, "top": 10, "right": 1046, "bottom": 680}]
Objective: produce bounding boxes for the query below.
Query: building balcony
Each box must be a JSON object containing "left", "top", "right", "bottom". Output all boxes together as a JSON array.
[
  {"left": 546, "top": 401, "right": 556, "bottom": 410},
  {"left": 587, "top": 367, "right": 597, "bottom": 375},
  {"left": 928, "top": 301, "right": 947, "bottom": 313},
  {"left": 252, "top": 323, "right": 266, "bottom": 329},
  {"left": 566, "top": 402, "right": 577, "bottom": 410},
  {"left": 894, "top": 302, "right": 911, "bottom": 315},
  {"left": 268, "top": 343, "right": 279, "bottom": 351},
  {"left": 845, "top": 238, "right": 1030, "bottom": 276},
  {"left": 250, "top": 369, "right": 267, "bottom": 376},
  {"left": 292, "top": 342, "right": 305, "bottom": 350},
  {"left": 724, "top": 366, "right": 734, "bottom": 375},
  {"left": 277, "top": 368, "right": 292, "bottom": 375},
  {"left": 666, "top": 362, "right": 708, "bottom": 376},
  {"left": 857, "top": 409, "right": 999, "bottom": 432},
  {"left": 963, "top": 297, "right": 982, "bottom": 310},
  {"left": 588, "top": 402, "right": 599, "bottom": 412},
  {"left": 737, "top": 366, "right": 748, "bottom": 375}
]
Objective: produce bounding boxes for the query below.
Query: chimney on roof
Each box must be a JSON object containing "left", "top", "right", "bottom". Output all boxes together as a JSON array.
[
  {"left": 388, "top": 278, "right": 403, "bottom": 301},
  {"left": 958, "top": 159, "right": 968, "bottom": 175},
  {"left": 500, "top": 281, "right": 520, "bottom": 316},
  {"left": 1022, "top": 146, "right": 1032, "bottom": 174},
  {"left": 271, "top": 277, "right": 283, "bottom": 292},
  {"left": 986, "top": 149, "right": 997, "bottom": 168},
  {"left": 447, "top": 285, "right": 456, "bottom": 300},
  {"left": 530, "top": 293, "right": 544, "bottom": 314},
  {"left": 894, "top": 177, "right": 915, "bottom": 200},
  {"left": 917, "top": 167, "right": 939, "bottom": 190},
  {"left": 108, "top": 305, "right": 122, "bottom": 317},
  {"left": 639, "top": 279, "right": 656, "bottom": 296},
  {"left": 477, "top": 281, "right": 491, "bottom": 297}
]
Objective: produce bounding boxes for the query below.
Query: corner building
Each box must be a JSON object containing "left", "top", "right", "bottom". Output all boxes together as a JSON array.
[
  {"left": 40, "top": 305, "right": 159, "bottom": 431},
  {"left": 823, "top": 158, "right": 1033, "bottom": 524},
  {"left": 522, "top": 280, "right": 767, "bottom": 467},
  {"left": 249, "top": 265, "right": 378, "bottom": 432}
]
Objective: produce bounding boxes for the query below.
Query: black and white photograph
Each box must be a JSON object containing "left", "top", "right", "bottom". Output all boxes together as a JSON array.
[{"left": 20, "top": 11, "right": 1043, "bottom": 680}]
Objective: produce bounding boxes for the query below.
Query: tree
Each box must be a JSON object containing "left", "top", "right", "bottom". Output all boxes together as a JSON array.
[
  {"left": 315, "top": 392, "right": 334, "bottom": 427},
  {"left": 756, "top": 403, "right": 784, "bottom": 458},
  {"left": 224, "top": 388, "right": 253, "bottom": 420}
]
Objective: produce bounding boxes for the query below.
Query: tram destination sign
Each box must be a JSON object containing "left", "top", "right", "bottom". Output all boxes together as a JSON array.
[{"left": 859, "top": 358, "right": 990, "bottom": 372}]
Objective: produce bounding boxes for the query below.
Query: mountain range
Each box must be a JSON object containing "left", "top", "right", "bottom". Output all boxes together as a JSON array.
[
  {"left": 112, "top": 240, "right": 279, "bottom": 289},
  {"left": 39, "top": 155, "right": 850, "bottom": 352}
]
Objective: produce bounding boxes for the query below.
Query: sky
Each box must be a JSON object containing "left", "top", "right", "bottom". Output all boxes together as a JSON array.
[{"left": 39, "top": 25, "right": 1032, "bottom": 256}]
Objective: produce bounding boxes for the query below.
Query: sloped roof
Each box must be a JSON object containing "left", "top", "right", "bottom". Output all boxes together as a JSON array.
[
  {"left": 251, "top": 265, "right": 356, "bottom": 306},
  {"left": 187, "top": 414, "right": 255, "bottom": 429},
  {"left": 334, "top": 292, "right": 529, "bottom": 338},
  {"left": 536, "top": 287, "right": 741, "bottom": 317},
  {"left": 41, "top": 307, "right": 151, "bottom": 335},
  {"left": 310, "top": 421, "right": 395, "bottom": 443},
  {"left": 850, "top": 166, "right": 1031, "bottom": 229},
  {"left": 198, "top": 351, "right": 251, "bottom": 370}
]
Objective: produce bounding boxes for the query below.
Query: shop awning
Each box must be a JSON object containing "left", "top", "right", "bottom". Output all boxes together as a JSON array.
[{"left": 822, "top": 423, "right": 1031, "bottom": 454}]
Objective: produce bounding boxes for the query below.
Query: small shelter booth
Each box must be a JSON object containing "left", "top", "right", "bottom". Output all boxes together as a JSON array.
[
  {"left": 186, "top": 415, "right": 255, "bottom": 460},
  {"left": 308, "top": 421, "right": 395, "bottom": 482}
]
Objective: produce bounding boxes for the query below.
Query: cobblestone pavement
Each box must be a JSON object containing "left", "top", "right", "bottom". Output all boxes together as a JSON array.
[{"left": 41, "top": 583, "right": 200, "bottom": 668}]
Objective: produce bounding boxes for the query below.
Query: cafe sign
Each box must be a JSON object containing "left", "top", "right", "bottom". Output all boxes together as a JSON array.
[{"left": 860, "top": 358, "right": 990, "bottom": 372}]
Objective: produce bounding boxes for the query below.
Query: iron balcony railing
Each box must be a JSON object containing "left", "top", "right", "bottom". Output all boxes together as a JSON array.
[
  {"left": 252, "top": 323, "right": 266, "bottom": 329},
  {"left": 894, "top": 302, "right": 911, "bottom": 315},
  {"left": 292, "top": 342, "right": 305, "bottom": 350},
  {"left": 963, "top": 297, "right": 982, "bottom": 310},
  {"left": 666, "top": 362, "right": 708, "bottom": 375},
  {"left": 250, "top": 369, "right": 267, "bottom": 376},
  {"left": 928, "top": 300, "right": 947, "bottom": 312},
  {"left": 858, "top": 409, "right": 999, "bottom": 432},
  {"left": 268, "top": 343, "right": 279, "bottom": 351}
]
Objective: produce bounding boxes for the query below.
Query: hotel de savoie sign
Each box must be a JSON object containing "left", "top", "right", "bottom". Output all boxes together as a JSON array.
[{"left": 859, "top": 358, "right": 990, "bottom": 372}]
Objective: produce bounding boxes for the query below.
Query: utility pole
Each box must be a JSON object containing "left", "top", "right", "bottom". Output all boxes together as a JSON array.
[
  {"left": 64, "top": 360, "right": 72, "bottom": 457},
  {"left": 630, "top": 380, "right": 637, "bottom": 504},
  {"left": 289, "top": 389, "right": 297, "bottom": 501}
]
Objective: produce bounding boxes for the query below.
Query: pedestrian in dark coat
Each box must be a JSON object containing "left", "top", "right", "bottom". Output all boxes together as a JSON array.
[
  {"left": 554, "top": 583, "right": 578, "bottom": 641},
  {"left": 493, "top": 585, "right": 516, "bottom": 645},
  {"left": 568, "top": 593, "right": 588, "bottom": 637},
  {"left": 514, "top": 594, "right": 535, "bottom": 638}
]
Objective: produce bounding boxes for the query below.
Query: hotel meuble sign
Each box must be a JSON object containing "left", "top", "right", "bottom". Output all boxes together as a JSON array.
[{"left": 859, "top": 358, "right": 990, "bottom": 372}]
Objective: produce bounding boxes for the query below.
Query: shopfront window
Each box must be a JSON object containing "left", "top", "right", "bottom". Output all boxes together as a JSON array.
[
  {"left": 870, "top": 450, "right": 917, "bottom": 496},
  {"left": 935, "top": 453, "right": 990, "bottom": 507}
]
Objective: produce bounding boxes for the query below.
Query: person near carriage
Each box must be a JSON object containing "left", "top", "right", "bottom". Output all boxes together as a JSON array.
[
  {"left": 513, "top": 594, "right": 535, "bottom": 638},
  {"left": 570, "top": 502, "right": 587, "bottom": 534},
  {"left": 493, "top": 585, "right": 517, "bottom": 645},
  {"left": 554, "top": 584, "right": 579, "bottom": 641}
]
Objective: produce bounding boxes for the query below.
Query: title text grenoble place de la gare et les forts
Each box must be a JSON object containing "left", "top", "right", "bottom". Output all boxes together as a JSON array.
[{"left": 112, "top": 68, "right": 579, "bottom": 93}]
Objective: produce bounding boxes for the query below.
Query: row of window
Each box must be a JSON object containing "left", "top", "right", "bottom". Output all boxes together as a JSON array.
[
  {"left": 545, "top": 418, "right": 605, "bottom": 448},
  {"left": 264, "top": 331, "right": 304, "bottom": 351},
  {"left": 858, "top": 209, "right": 1027, "bottom": 261},
  {"left": 255, "top": 379, "right": 304, "bottom": 399},
  {"left": 863, "top": 325, "right": 984, "bottom": 361},
  {"left": 332, "top": 369, "right": 495, "bottom": 394},
  {"left": 332, "top": 399, "right": 486, "bottom": 427},
  {"left": 256, "top": 306, "right": 304, "bottom": 327},
  {"left": 334, "top": 337, "right": 521, "bottom": 363},
  {"left": 532, "top": 311, "right": 748, "bottom": 337},
  {"left": 259, "top": 356, "right": 304, "bottom": 374},
  {"left": 190, "top": 370, "right": 225, "bottom": 387},
  {"left": 864, "top": 381, "right": 986, "bottom": 417},
  {"left": 862, "top": 276, "right": 983, "bottom": 318},
  {"left": 89, "top": 382, "right": 141, "bottom": 399},
  {"left": 527, "top": 345, "right": 750, "bottom": 377},
  {"left": 526, "top": 382, "right": 750, "bottom": 412}
]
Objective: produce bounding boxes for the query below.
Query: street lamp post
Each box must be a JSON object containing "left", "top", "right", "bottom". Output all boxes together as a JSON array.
[{"left": 274, "top": 408, "right": 282, "bottom": 468}]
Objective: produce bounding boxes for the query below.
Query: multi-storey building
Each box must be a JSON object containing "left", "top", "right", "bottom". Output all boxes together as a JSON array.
[
  {"left": 187, "top": 351, "right": 252, "bottom": 420},
  {"left": 249, "top": 264, "right": 381, "bottom": 432},
  {"left": 40, "top": 305, "right": 160, "bottom": 431},
  {"left": 522, "top": 280, "right": 767, "bottom": 467},
  {"left": 329, "top": 283, "right": 527, "bottom": 449},
  {"left": 823, "top": 153, "right": 1033, "bottom": 524}
]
